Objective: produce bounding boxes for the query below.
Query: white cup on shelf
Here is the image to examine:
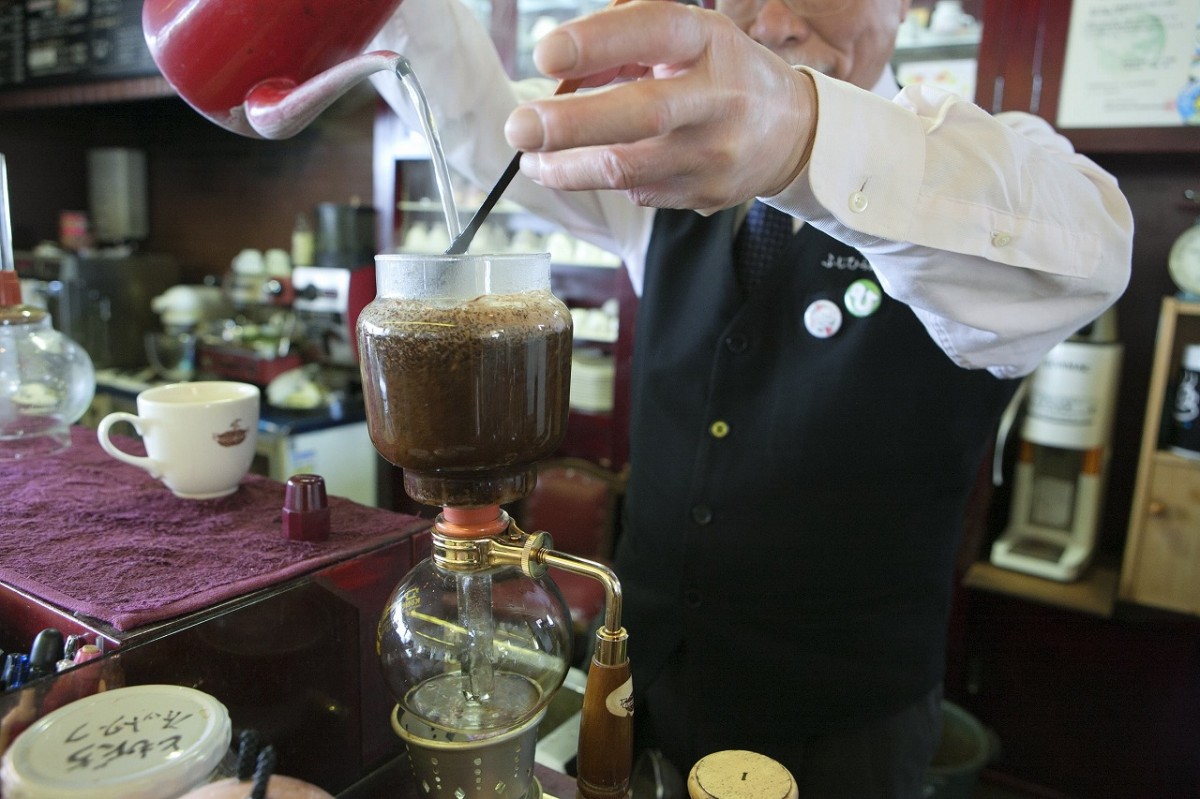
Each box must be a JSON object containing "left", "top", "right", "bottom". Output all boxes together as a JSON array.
[{"left": 929, "top": 0, "right": 973, "bottom": 34}]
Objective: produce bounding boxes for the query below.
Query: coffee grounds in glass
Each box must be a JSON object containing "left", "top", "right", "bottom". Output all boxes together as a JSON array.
[{"left": 359, "top": 291, "right": 571, "bottom": 507}]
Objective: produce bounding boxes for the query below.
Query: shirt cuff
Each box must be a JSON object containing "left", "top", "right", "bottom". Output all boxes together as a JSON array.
[{"left": 763, "top": 66, "right": 924, "bottom": 243}]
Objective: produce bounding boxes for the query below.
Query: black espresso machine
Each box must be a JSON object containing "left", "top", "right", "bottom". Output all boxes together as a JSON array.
[{"left": 15, "top": 249, "right": 180, "bottom": 370}]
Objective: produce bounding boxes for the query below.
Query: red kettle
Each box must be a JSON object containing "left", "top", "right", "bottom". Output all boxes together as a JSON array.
[{"left": 143, "top": 0, "right": 404, "bottom": 139}]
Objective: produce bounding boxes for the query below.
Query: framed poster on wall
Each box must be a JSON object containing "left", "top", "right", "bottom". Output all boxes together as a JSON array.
[
  {"left": 1057, "top": 0, "right": 1200, "bottom": 129},
  {"left": 976, "top": 0, "right": 1200, "bottom": 152}
]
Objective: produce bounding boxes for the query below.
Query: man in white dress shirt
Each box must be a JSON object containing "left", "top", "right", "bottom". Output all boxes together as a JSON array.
[{"left": 371, "top": 0, "right": 1131, "bottom": 794}]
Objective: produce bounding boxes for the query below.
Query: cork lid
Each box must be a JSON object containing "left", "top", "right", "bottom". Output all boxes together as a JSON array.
[{"left": 687, "top": 750, "right": 798, "bottom": 799}]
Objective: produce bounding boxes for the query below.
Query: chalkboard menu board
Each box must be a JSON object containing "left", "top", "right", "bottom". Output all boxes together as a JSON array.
[{"left": 0, "top": 0, "right": 159, "bottom": 89}]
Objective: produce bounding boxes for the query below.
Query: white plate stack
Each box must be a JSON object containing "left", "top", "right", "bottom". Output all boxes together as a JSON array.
[{"left": 570, "top": 349, "right": 615, "bottom": 413}]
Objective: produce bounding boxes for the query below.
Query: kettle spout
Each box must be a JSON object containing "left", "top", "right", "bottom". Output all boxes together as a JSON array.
[{"left": 241, "top": 50, "right": 404, "bottom": 140}]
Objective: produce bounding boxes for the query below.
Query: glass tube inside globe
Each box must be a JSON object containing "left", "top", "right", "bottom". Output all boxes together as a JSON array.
[{"left": 459, "top": 572, "right": 496, "bottom": 701}]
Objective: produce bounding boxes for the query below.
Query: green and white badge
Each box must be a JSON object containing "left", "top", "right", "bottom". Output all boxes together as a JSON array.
[{"left": 844, "top": 279, "right": 882, "bottom": 318}]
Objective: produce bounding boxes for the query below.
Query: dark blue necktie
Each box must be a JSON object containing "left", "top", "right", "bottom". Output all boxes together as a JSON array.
[{"left": 733, "top": 200, "right": 794, "bottom": 293}]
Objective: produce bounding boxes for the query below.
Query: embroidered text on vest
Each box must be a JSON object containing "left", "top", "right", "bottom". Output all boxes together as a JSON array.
[{"left": 820, "top": 253, "right": 872, "bottom": 271}]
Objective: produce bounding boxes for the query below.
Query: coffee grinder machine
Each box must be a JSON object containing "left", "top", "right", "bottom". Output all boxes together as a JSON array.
[
  {"left": 290, "top": 202, "right": 379, "bottom": 395},
  {"left": 991, "top": 310, "right": 1123, "bottom": 581},
  {"left": 359, "top": 252, "right": 632, "bottom": 799},
  {"left": 292, "top": 265, "right": 376, "bottom": 372}
]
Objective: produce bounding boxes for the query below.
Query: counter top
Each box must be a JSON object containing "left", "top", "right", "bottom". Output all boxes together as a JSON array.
[
  {"left": 1, "top": 426, "right": 426, "bottom": 633},
  {"left": 0, "top": 429, "right": 585, "bottom": 798},
  {"left": 93, "top": 369, "right": 367, "bottom": 437}
]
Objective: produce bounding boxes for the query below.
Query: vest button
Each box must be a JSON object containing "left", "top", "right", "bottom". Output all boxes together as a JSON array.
[
  {"left": 691, "top": 504, "right": 713, "bottom": 525},
  {"left": 709, "top": 420, "right": 730, "bottom": 438},
  {"left": 684, "top": 588, "right": 703, "bottom": 608},
  {"left": 725, "top": 334, "right": 748, "bottom": 353}
]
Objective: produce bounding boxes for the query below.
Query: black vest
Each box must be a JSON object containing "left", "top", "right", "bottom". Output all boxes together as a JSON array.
[{"left": 613, "top": 207, "right": 1018, "bottom": 749}]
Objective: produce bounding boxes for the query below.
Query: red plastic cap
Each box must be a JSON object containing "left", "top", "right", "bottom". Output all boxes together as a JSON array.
[
  {"left": 282, "top": 474, "right": 331, "bottom": 542},
  {"left": 0, "top": 271, "right": 21, "bottom": 306},
  {"left": 441, "top": 505, "right": 502, "bottom": 526}
]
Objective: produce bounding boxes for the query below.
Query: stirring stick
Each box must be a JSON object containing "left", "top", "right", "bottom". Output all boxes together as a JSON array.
[
  {"left": 445, "top": 153, "right": 520, "bottom": 255},
  {"left": 445, "top": 0, "right": 633, "bottom": 255}
]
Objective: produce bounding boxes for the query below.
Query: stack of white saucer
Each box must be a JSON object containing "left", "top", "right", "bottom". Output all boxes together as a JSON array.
[{"left": 569, "top": 349, "right": 615, "bottom": 413}]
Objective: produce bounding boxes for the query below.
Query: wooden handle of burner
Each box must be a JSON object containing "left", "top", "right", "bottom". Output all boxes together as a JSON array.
[{"left": 575, "top": 657, "right": 633, "bottom": 799}]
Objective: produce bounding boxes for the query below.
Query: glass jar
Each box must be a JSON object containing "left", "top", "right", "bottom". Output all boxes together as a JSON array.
[
  {"left": 0, "top": 271, "right": 95, "bottom": 460},
  {"left": 356, "top": 252, "right": 572, "bottom": 508}
]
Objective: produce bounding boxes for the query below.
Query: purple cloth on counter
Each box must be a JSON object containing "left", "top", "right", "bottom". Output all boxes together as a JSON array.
[{"left": 0, "top": 426, "right": 427, "bottom": 631}]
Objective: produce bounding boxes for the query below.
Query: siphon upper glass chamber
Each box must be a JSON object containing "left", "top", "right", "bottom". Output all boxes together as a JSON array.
[{"left": 356, "top": 252, "right": 572, "bottom": 508}]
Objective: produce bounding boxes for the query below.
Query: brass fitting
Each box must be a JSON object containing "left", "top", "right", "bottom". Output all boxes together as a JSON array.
[{"left": 430, "top": 511, "right": 629, "bottom": 668}]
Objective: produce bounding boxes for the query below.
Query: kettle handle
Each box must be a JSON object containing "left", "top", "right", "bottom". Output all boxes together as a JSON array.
[
  {"left": 244, "top": 50, "right": 404, "bottom": 140},
  {"left": 97, "top": 413, "right": 161, "bottom": 478}
]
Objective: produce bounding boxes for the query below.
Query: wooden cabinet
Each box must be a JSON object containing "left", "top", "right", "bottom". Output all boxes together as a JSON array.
[{"left": 1120, "top": 297, "right": 1200, "bottom": 614}]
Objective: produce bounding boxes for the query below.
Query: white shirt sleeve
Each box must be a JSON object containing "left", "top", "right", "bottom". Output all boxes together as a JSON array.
[{"left": 768, "top": 67, "right": 1133, "bottom": 378}]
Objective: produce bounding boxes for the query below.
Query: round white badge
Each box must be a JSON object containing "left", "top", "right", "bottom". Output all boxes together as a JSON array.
[
  {"left": 803, "top": 299, "right": 843, "bottom": 339},
  {"left": 844, "top": 279, "right": 882, "bottom": 317}
]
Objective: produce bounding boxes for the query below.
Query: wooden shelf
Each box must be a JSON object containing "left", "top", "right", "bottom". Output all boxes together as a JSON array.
[
  {"left": 964, "top": 560, "right": 1118, "bottom": 617},
  {"left": 397, "top": 199, "right": 525, "bottom": 214},
  {"left": 1153, "top": 448, "right": 1200, "bottom": 470},
  {"left": 1120, "top": 297, "right": 1200, "bottom": 615},
  {"left": 0, "top": 76, "right": 173, "bottom": 110}
]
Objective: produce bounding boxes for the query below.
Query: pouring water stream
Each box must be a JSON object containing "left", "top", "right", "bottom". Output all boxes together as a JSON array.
[{"left": 393, "top": 57, "right": 462, "bottom": 243}]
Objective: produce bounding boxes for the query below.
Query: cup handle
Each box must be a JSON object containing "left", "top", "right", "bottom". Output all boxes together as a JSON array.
[{"left": 96, "top": 413, "right": 161, "bottom": 478}]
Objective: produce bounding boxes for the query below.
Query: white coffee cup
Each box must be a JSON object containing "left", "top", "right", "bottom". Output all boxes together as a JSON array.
[{"left": 97, "top": 381, "right": 260, "bottom": 499}]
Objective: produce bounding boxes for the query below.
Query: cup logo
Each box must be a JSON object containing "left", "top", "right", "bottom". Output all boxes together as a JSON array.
[{"left": 214, "top": 419, "right": 250, "bottom": 447}]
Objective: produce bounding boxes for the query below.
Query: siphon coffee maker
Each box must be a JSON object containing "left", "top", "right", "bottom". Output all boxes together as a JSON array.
[{"left": 359, "top": 252, "right": 633, "bottom": 799}]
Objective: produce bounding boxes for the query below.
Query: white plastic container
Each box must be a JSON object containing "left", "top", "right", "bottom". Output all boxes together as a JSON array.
[{"left": 0, "top": 685, "right": 231, "bottom": 799}]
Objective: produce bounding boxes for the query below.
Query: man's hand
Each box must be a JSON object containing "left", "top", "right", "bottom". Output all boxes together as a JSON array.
[{"left": 503, "top": 1, "right": 816, "bottom": 213}]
